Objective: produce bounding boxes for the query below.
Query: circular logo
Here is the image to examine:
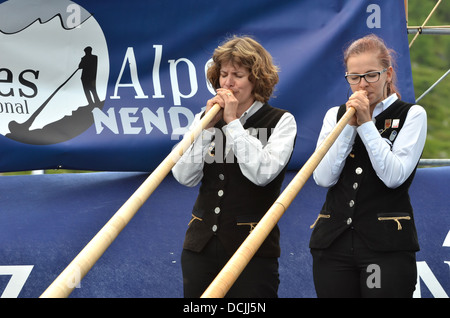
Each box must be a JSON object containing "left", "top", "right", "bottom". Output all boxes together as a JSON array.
[{"left": 0, "top": 0, "right": 109, "bottom": 145}]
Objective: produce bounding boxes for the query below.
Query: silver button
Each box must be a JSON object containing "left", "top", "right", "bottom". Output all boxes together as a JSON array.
[
  {"left": 349, "top": 200, "right": 355, "bottom": 207},
  {"left": 218, "top": 174, "right": 225, "bottom": 180},
  {"left": 212, "top": 225, "right": 218, "bottom": 232},
  {"left": 353, "top": 182, "right": 358, "bottom": 190},
  {"left": 214, "top": 207, "right": 221, "bottom": 214},
  {"left": 347, "top": 218, "right": 352, "bottom": 225},
  {"left": 218, "top": 190, "right": 224, "bottom": 197},
  {"left": 355, "top": 167, "right": 363, "bottom": 175}
]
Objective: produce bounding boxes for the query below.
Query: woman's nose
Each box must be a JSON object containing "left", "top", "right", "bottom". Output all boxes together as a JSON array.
[
  {"left": 358, "top": 77, "right": 369, "bottom": 88},
  {"left": 222, "top": 77, "right": 234, "bottom": 89}
]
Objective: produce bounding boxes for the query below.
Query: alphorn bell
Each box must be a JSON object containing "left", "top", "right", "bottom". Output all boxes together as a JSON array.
[
  {"left": 201, "top": 106, "right": 356, "bottom": 298},
  {"left": 40, "top": 104, "right": 221, "bottom": 298}
]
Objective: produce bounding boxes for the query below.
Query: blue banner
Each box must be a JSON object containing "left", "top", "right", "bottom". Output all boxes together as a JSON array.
[{"left": 0, "top": 0, "right": 413, "bottom": 172}]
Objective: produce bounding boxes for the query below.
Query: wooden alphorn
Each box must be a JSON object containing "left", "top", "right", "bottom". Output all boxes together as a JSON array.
[
  {"left": 40, "top": 104, "right": 221, "bottom": 298},
  {"left": 201, "top": 107, "right": 356, "bottom": 298}
]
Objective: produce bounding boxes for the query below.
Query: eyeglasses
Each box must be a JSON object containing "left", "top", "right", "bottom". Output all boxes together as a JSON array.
[{"left": 345, "top": 68, "right": 387, "bottom": 85}]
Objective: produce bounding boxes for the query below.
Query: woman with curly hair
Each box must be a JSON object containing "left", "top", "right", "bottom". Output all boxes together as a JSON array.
[{"left": 172, "top": 35, "right": 297, "bottom": 298}]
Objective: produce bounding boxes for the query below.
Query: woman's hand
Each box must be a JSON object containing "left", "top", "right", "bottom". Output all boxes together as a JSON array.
[
  {"left": 346, "top": 90, "right": 371, "bottom": 126},
  {"left": 216, "top": 88, "right": 239, "bottom": 123},
  {"left": 204, "top": 89, "right": 238, "bottom": 128}
]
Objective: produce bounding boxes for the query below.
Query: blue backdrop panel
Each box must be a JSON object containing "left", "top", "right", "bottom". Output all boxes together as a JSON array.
[
  {"left": 0, "top": 167, "right": 449, "bottom": 298},
  {"left": 0, "top": 0, "right": 413, "bottom": 172}
]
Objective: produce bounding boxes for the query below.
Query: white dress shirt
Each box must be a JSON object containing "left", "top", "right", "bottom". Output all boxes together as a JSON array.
[
  {"left": 172, "top": 101, "right": 297, "bottom": 187},
  {"left": 313, "top": 94, "right": 427, "bottom": 189}
]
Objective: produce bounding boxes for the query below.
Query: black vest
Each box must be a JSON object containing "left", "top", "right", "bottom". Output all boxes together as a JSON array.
[
  {"left": 310, "top": 100, "right": 420, "bottom": 252},
  {"left": 183, "top": 103, "right": 293, "bottom": 257}
]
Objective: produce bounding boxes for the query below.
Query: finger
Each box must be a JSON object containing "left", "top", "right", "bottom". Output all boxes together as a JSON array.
[
  {"left": 209, "top": 94, "right": 225, "bottom": 107},
  {"left": 217, "top": 88, "right": 234, "bottom": 98},
  {"left": 348, "top": 95, "right": 369, "bottom": 109},
  {"left": 350, "top": 91, "right": 368, "bottom": 103},
  {"left": 349, "top": 89, "right": 366, "bottom": 97}
]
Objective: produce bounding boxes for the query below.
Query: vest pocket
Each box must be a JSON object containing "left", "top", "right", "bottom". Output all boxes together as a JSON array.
[
  {"left": 236, "top": 215, "right": 258, "bottom": 233},
  {"left": 310, "top": 213, "right": 331, "bottom": 229},
  {"left": 188, "top": 210, "right": 204, "bottom": 226},
  {"left": 237, "top": 222, "right": 257, "bottom": 233},
  {"left": 377, "top": 212, "right": 411, "bottom": 230}
]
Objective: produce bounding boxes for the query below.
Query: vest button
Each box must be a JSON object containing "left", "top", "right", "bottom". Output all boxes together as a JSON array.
[
  {"left": 353, "top": 182, "right": 358, "bottom": 190},
  {"left": 214, "top": 207, "right": 221, "bottom": 214},
  {"left": 349, "top": 200, "right": 355, "bottom": 207},
  {"left": 218, "top": 190, "right": 224, "bottom": 197},
  {"left": 347, "top": 218, "right": 352, "bottom": 225},
  {"left": 212, "top": 225, "right": 218, "bottom": 232},
  {"left": 218, "top": 174, "right": 225, "bottom": 180},
  {"left": 355, "top": 167, "right": 363, "bottom": 175}
]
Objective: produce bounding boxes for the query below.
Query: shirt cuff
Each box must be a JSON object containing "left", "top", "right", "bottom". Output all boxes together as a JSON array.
[
  {"left": 341, "top": 124, "right": 357, "bottom": 145},
  {"left": 224, "top": 119, "right": 246, "bottom": 140},
  {"left": 357, "top": 120, "right": 379, "bottom": 143},
  {"left": 201, "top": 128, "right": 215, "bottom": 146}
]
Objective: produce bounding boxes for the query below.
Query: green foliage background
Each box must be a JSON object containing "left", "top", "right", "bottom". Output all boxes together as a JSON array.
[{"left": 407, "top": 0, "right": 450, "bottom": 159}]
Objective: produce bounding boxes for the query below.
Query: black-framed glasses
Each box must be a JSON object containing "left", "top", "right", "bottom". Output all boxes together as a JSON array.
[{"left": 345, "top": 68, "right": 387, "bottom": 85}]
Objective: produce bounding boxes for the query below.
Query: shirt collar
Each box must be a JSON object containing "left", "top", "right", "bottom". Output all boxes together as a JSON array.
[
  {"left": 372, "top": 93, "right": 398, "bottom": 118},
  {"left": 239, "top": 101, "right": 264, "bottom": 125}
]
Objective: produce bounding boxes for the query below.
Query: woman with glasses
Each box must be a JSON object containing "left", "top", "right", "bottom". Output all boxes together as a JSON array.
[{"left": 309, "top": 34, "right": 427, "bottom": 297}]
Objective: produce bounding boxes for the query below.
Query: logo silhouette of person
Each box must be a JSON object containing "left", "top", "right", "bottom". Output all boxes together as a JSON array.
[{"left": 78, "top": 46, "right": 100, "bottom": 105}]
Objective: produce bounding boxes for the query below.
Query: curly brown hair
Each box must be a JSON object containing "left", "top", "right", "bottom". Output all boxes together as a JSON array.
[{"left": 206, "top": 35, "right": 279, "bottom": 103}]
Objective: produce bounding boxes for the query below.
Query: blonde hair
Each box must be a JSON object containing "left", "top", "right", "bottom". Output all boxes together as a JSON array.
[
  {"left": 344, "top": 34, "right": 400, "bottom": 99},
  {"left": 206, "top": 35, "right": 279, "bottom": 103}
]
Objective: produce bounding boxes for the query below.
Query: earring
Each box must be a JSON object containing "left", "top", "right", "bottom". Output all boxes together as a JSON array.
[
  {"left": 386, "top": 82, "right": 392, "bottom": 96},
  {"left": 383, "top": 81, "right": 390, "bottom": 98}
]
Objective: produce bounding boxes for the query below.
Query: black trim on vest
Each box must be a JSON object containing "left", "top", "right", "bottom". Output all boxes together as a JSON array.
[
  {"left": 183, "top": 103, "right": 294, "bottom": 257},
  {"left": 310, "top": 100, "right": 420, "bottom": 252}
]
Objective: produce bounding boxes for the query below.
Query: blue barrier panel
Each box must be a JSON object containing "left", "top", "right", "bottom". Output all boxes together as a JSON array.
[{"left": 0, "top": 166, "right": 449, "bottom": 298}]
